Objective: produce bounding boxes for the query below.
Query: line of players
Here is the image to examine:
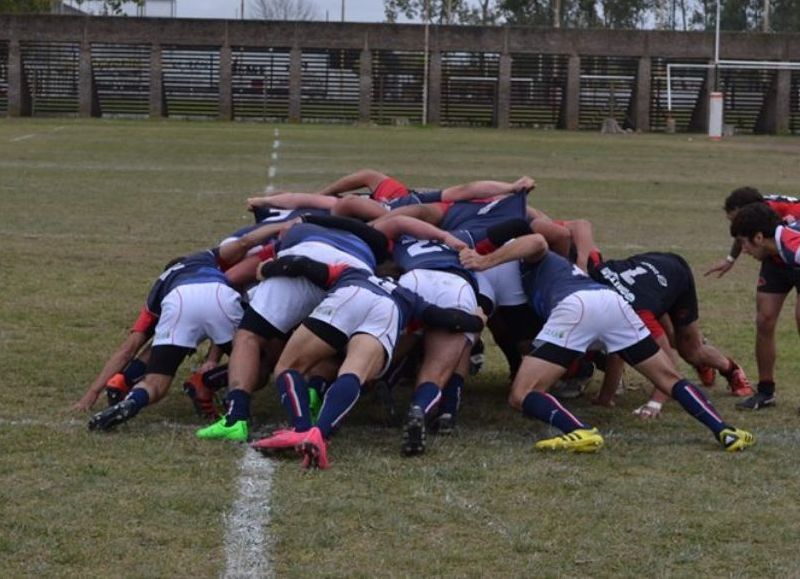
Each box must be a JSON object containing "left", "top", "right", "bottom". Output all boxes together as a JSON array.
[{"left": 75, "top": 171, "right": 791, "bottom": 468}]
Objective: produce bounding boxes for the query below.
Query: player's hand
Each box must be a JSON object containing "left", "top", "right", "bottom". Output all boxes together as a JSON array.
[
  {"left": 512, "top": 176, "right": 536, "bottom": 193},
  {"left": 633, "top": 401, "right": 662, "bottom": 420},
  {"left": 459, "top": 248, "right": 488, "bottom": 271},
  {"left": 246, "top": 196, "right": 270, "bottom": 212},
  {"left": 71, "top": 392, "right": 99, "bottom": 412},
  {"left": 704, "top": 258, "right": 734, "bottom": 278},
  {"left": 442, "top": 233, "right": 467, "bottom": 251}
]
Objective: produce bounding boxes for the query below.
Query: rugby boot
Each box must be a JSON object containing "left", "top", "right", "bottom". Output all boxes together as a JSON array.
[
  {"left": 695, "top": 365, "right": 717, "bottom": 387},
  {"left": 183, "top": 371, "right": 221, "bottom": 420},
  {"left": 718, "top": 427, "right": 755, "bottom": 451},
  {"left": 105, "top": 373, "right": 130, "bottom": 406},
  {"left": 401, "top": 405, "right": 426, "bottom": 456},
  {"left": 251, "top": 429, "right": 306, "bottom": 453},
  {"left": 726, "top": 363, "right": 754, "bottom": 397},
  {"left": 736, "top": 391, "right": 776, "bottom": 410},
  {"left": 534, "top": 428, "right": 604, "bottom": 453},
  {"left": 299, "top": 427, "right": 329, "bottom": 469},
  {"left": 89, "top": 398, "right": 138, "bottom": 432},
  {"left": 430, "top": 412, "right": 455, "bottom": 436},
  {"left": 196, "top": 417, "right": 248, "bottom": 442}
]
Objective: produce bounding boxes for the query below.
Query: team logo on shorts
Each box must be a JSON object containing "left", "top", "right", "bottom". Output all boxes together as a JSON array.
[
  {"left": 543, "top": 328, "right": 566, "bottom": 339},
  {"left": 757, "top": 276, "right": 767, "bottom": 287}
]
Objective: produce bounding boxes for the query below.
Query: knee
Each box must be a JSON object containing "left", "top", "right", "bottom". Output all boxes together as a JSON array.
[{"left": 755, "top": 312, "right": 778, "bottom": 334}]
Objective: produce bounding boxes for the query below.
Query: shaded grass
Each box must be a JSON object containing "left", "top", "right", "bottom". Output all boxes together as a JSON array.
[{"left": 2, "top": 117, "right": 800, "bottom": 576}]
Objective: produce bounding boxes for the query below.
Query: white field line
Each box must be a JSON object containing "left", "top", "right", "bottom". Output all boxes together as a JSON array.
[
  {"left": 223, "top": 129, "right": 280, "bottom": 578},
  {"left": 223, "top": 448, "right": 276, "bottom": 579},
  {"left": 9, "top": 134, "right": 35, "bottom": 142}
]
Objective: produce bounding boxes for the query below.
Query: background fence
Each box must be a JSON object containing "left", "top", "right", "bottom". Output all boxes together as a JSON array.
[{"left": 2, "top": 15, "right": 799, "bottom": 134}]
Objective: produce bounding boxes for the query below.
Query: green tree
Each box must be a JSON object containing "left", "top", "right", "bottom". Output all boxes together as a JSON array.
[
  {"left": 384, "top": 0, "right": 489, "bottom": 24},
  {"left": 771, "top": 0, "right": 800, "bottom": 31},
  {"left": 0, "top": 0, "right": 51, "bottom": 12},
  {"left": 69, "top": 0, "right": 145, "bottom": 15}
]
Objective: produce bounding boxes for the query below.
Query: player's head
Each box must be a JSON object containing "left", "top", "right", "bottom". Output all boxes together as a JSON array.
[
  {"left": 724, "top": 187, "right": 764, "bottom": 219},
  {"left": 729, "top": 203, "right": 780, "bottom": 260}
]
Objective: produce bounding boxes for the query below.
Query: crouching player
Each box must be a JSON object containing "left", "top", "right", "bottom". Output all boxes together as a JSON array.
[
  {"left": 459, "top": 235, "right": 755, "bottom": 453},
  {"left": 250, "top": 256, "right": 485, "bottom": 468}
]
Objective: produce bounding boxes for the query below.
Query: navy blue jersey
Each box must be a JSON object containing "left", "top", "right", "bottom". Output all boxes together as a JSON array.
[
  {"left": 251, "top": 206, "right": 329, "bottom": 225},
  {"left": 330, "top": 268, "right": 430, "bottom": 331},
  {"left": 440, "top": 190, "right": 528, "bottom": 232},
  {"left": 384, "top": 190, "right": 443, "bottom": 210},
  {"left": 521, "top": 252, "right": 606, "bottom": 319},
  {"left": 391, "top": 235, "right": 467, "bottom": 273},
  {"left": 144, "top": 250, "right": 229, "bottom": 316},
  {"left": 278, "top": 222, "right": 377, "bottom": 270},
  {"left": 589, "top": 252, "right": 695, "bottom": 318}
]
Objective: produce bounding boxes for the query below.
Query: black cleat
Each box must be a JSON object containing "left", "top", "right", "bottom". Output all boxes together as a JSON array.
[
  {"left": 88, "top": 399, "right": 138, "bottom": 432},
  {"left": 430, "top": 412, "right": 455, "bottom": 436},
  {"left": 735, "top": 391, "right": 776, "bottom": 411},
  {"left": 401, "top": 405, "right": 426, "bottom": 456}
]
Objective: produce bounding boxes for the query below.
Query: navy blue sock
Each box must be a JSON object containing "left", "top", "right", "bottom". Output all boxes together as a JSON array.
[
  {"left": 439, "top": 374, "right": 464, "bottom": 417},
  {"left": 411, "top": 382, "right": 442, "bottom": 416},
  {"left": 224, "top": 389, "right": 251, "bottom": 426},
  {"left": 521, "top": 391, "right": 589, "bottom": 434},
  {"left": 316, "top": 373, "right": 361, "bottom": 439},
  {"left": 124, "top": 387, "right": 150, "bottom": 418},
  {"left": 276, "top": 370, "right": 311, "bottom": 432},
  {"left": 123, "top": 358, "right": 147, "bottom": 388},
  {"left": 671, "top": 379, "right": 728, "bottom": 435}
]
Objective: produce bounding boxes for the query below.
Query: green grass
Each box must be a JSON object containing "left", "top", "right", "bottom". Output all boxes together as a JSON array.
[{"left": 2, "top": 117, "right": 800, "bottom": 577}]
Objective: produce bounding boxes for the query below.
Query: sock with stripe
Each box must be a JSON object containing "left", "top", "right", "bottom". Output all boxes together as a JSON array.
[
  {"left": 123, "top": 387, "right": 150, "bottom": 418},
  {"left": 316, "top": 373, "right": 361, "bottom": 439},
  {"left": 411, "top": 382, "right": 442, "bottom": 416},
  {"left": 521, "top": 391, "right": 589, "bottom": 434},
  {"left": 439, "top": 374, "right": 464, "bottom": 417},
  {"left": 276, "top": 369, "right": 311, "bottom": 432},
  {"left": 224, "top": 389, "right": 251, "bottom": 426},
  {"left": 671, "top": 379, "right": 729, "bottom": 435}
]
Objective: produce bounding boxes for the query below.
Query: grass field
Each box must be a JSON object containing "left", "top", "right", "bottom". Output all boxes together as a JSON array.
[{"left": 2, "top": 118, "right": 800, "bottom": 577}]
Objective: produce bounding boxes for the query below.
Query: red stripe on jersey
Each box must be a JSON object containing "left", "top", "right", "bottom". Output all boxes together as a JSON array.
[
  {"left": 371, "top": 177, "right": 409, "bottom": 202},
  {"left": 256, "top": 242, "right": 276, "bottom": 262},
  {"left": 765, "top": 199, "right": 800, "bottom": 223},
  {"left": 778, "top": 226, "right": 800, "bottom": 265},
  {"left": 636, "top": 309, "right": 664, "bottom": 339},
  {"left": 131, "top": 306, "right": 158, "bottom": 334}
]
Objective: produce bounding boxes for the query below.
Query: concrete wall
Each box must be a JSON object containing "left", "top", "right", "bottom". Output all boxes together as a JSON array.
[{"left": 2, "top": 15, "right": 798, "bottom": 132}]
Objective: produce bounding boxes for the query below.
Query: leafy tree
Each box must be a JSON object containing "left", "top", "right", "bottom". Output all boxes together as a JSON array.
[
  {"left": 0, "top": 0, "right": 52, "bottom": 12},
  {"left": 384, "top": 0, "right": 484, "bottom": 24},
  {"left": 66, "top": 0, "right": 145, "bottom": 15},
  {"left": 250, "top": 0, "right": 318, "bottom": 20},
  {"left": 771, "top": 0, "right": 800, "bottom": 31}
]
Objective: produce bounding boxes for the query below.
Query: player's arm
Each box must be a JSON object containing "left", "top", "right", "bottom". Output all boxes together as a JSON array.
[
  {"left": 704, "top": 239, "right": 741, "bottom": 277},
  {"left": 373, "top": 215, "right": 466, "bottom": 250},
  {"left": 530, "top": 219, "right": 571, "bottom": 260},
  {"left": 563, "top": 219, "right": 598, "bottom": 272},
  {"left": 593, "top": 354, "right": 624, "bottom": 407},
  {"left": 441, "top": 176, "right": 535, "bottom": 202},
  {"left": 331, "top": 195, "right": 390, "bottom": 221},
  {"left": 371, "top": 203, "right": 447, "bottom": 226},
  {"left": 248, "top": 193, "right": 337, "bottom": 211},
  {"left": 314, "top": 169, "right": 388, "bottom": 197},
  {"left": 301, "top": 214, "right": 391, "bottom": 262},
  {"left": 460, "top": 234, "right": 548, "bottom": 271},
  {"left": 216, "top": 220, "right": 299, "bottom": 268},
  {"left": 72, "top": 326, "right": 150, "bottom": 412},
  {"left": 256, "top": 255, "right": 345, "bottom": 289}
]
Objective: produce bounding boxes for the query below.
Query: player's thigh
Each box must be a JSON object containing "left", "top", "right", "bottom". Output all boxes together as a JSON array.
[
  {"left": 416, "top": 330, "right": 470, "bottom": 385},
  {"left": 338, "top": 333, "right": 387, "bottom": 383},
  {"left": 276, "top": 324, "right": 339, "bottom": 375},
  {"left": 630, "top": 346, "right": 683, "bottom": 394}
]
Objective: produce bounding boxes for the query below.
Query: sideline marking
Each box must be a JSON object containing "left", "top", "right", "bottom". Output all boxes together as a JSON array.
[
  {"left": 223, "top": 448, "right": 276, "bottom": 578},
  {"left": 224, "top": 129, "right": 280, "bottom": 577},
  {"left": 10, "top": 134, "right": 35, "bottom": 142}
]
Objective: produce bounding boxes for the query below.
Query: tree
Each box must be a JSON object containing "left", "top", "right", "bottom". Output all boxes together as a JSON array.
[
  {"left": 384, "top": 0, "right": 489, "bottom": 24},
  {"left": 250, "top": 0, "right": 318, "bottom": 20},
  {"left": 64, "top": 0, "right": 145, "bottom": 15},
  {"left": 0, "top": 0, "right": 51, "bottom": 12}
]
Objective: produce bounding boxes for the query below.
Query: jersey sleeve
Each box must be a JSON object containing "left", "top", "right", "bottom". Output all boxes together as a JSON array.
[
  {"left": 131, "top": 306, "right": 158, "bottom": 336},
  {"left": 777, "top": 226, "right": 800, "bottom": 266}
]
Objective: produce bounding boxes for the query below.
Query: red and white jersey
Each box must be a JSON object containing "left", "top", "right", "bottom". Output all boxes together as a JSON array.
[
  {"left": 765, "top": 195, "right": 800, "bottom": 225},
  {"left": 775, "top": 224, "right": 800, "bottom": 267}
]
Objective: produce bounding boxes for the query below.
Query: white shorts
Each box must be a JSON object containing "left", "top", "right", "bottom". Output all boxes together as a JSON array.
[
  {"left": 279, "top": 241, "right": 373, "bottom": 272},
  {"left": 248, "top": 276, "right": 326, "bottom": 334},
  {"left": 399, "top": 269, "right": 478, "bottom": 343},
  {"left": 475, "top": 261, "right": 527, "bottom": 309},
  {"left": 153, "top": 282, "right": 243, "bottom": 348},
  {"left": 536, "top": 289, "right": 650, "bottom": 353},
  {"left": 308, "top": 285, "right": 400, "bottom": 376}
]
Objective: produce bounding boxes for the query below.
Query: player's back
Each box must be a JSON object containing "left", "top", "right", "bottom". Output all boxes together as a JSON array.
[{"left": 521, "top": 252, "right": 606, "bottom": 319}]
